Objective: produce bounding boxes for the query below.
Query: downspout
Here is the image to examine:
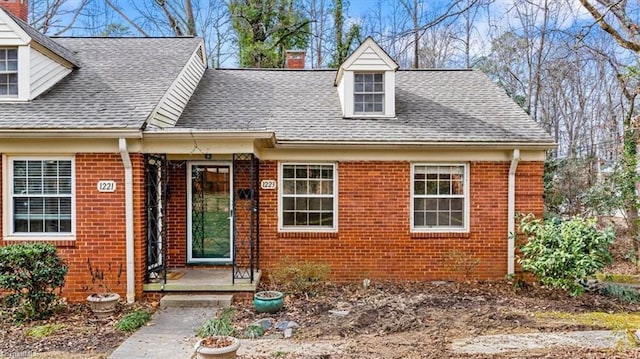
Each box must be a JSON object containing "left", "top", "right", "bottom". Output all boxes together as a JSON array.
[
  {"left": 119, "top": 138, "right": 135, "bottom": 304},
  {"left": 507, "top": 149, "right": 520, "bottom": 275}
]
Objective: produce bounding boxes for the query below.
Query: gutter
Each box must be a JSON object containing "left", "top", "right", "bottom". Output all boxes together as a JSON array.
[
  {"left": 274, "top": 140, "right": 556, "bottom": 151},
  {"left": 119, "top": 138, "right": 135, "bottom": 303},
  {"left": 507, "top": 149, "right": 520, "bottom": 275}
]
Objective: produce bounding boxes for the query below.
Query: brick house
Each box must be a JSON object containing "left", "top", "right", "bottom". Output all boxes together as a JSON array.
[{"left": 0, "top": 3, "right": 554, "bottom": 303}]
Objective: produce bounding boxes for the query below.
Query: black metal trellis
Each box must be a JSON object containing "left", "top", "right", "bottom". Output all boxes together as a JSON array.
[
  {"left": 232, "top": 153, "right": 260, "bottom": 283},
  {"left": 145, "top": 154, "right": 168, "bottom": 284}
]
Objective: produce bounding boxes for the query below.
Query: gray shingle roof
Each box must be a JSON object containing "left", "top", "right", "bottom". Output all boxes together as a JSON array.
[
  {"left": 176, "top": 69, "right": 554, "bottom": 144},
  {"left": 0, "top": 37, "right": 202, "bottom": 129},
  {"left": 3, "top": 9, "right": 79, "bottom": 67}
]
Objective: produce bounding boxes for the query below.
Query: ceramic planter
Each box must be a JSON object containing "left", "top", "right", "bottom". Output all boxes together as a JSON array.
[
  {"left": 194, "top": 336, "right": 240, "bottom": 359},
  {"left": 86, "top": 293, "right": 120, "bottom": 318},
  {"left": 253, "top": 291, "right": 284, "bottom": 313}
]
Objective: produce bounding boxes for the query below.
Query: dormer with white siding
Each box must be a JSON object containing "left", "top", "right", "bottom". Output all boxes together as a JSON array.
[
  {"left": 145, "top": 42, "right": 207, "bottom": 128},
  {"left": 334, "top": 37, "right": 399, "bottom": 118},
  {"left": 0, "top": 6, "right": 78, "bottom": 101}
]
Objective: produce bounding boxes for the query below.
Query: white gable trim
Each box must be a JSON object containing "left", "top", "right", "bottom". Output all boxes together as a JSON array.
[
  {"left": 335, "top": 37, "right": 398, "bottom": 86},
  {"left": 0, "top": 8, "right": 29, "bottom": 46},
  {"left": 146, "top": 41, "right": 207, "bottom": 128}
]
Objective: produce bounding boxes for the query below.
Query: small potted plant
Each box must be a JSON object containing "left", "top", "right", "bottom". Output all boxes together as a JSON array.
[
  {"left": 194, "top": 308, "right": 240, "bottom": 359},
  {"left": 86, "top": 259, "right": 122, "bottom": 318},
  {"left": 253, "top": 290, "right": 284, "bottom": 313}
]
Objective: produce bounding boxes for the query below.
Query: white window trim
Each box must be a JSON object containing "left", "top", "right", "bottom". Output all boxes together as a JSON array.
[
  {"left": 2, "top": 155, "right": 76, "bottom": 241},
  {"left": 0, "top": 47, "right": 19, "bottom": 99},
  {"left": 410, "top": 163, "right": 470, "bottom": 233},
  {"left": 278, "top": 162, "right": 338, "bottom": 233}
]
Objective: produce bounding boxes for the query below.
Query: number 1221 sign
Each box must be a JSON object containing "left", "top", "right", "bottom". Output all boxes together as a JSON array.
[{"left": 97, "top": 180, "right": 116, "bottom": 193}]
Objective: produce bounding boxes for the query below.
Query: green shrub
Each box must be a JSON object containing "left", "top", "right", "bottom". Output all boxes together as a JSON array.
[
  {"left": 600, "top": 284, "right": 640, "bottom": 304},
  {"left": 269, "top": 258, "right": 330, "bottom": 295},
  {"left": 0, "top": 243, "right": 68, "bottom": 321},
  {"left": 115, "top": 310, "right": 151, "bottom": 332},
  {"left": 517, "top": 214, "right": 614, "bottom": 296},
  {"left": 197, "top": 308, "right": 237, "bottom": 337}
]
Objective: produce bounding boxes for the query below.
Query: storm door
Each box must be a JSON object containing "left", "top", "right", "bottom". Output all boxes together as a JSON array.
[{"left": 188, "top": 163, "right": 233, "bottom": 263}]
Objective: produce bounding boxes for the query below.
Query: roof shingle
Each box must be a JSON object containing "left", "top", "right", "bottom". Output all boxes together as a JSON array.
[
  {"left": 176, "top": 69, "right": 554, "bottom": 144},
  {"left": 0, "top": 37, "right": 202, "bottom": 129}
]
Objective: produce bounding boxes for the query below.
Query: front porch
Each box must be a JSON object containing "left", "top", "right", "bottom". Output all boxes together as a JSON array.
[
  {"left": 142, "top": 153, "right": 261, "bottom": 298},
  {"left": 143, "top": 268, "right": 261, "bottom": 292}
]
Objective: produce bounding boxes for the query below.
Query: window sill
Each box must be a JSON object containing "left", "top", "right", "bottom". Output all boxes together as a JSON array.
[
  {"left": 277, "top": 232, "right": 338, "bottom": 239},
  {"left": 411, "top": 232, "right": 470, "bottom": 239},
  {"left": 3, "top": 236, "right": 76, "bottom": 247}
]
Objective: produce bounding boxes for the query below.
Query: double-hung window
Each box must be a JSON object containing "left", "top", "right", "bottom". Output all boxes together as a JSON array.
[
  {"left": 0, "top": 48, "right": 18, "bottom": 97},
  {"left": 10, "top": 158, "right": 74, "bottom": 235},
  {"left": 280, "top": 163, "right": 336, "bottom": 231},
  {"left": 354, "top": 72, "right": 384, "bottom": 114},
  {"left": 412, "top": 164, "right": 468, "bottom": 231}
]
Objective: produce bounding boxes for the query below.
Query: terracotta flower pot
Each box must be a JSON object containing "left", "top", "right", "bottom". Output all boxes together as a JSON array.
[
  {"left": 254, "top": 291, "right": 284, "bottom": 313},
  {"left": 194, "top": 336, "right": 240, "bottom": 359},
  {"left": 86, "top": 293, "right": 120, "bottom": 318}
]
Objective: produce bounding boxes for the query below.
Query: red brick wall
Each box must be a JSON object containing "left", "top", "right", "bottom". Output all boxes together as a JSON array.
[
  {"left": 258, "top": 160, "right": 544, "bottom": 282},
  {"left": 167, "top": 164, "right": 187, "bottom": 267},
  {"left": 0, "top": 0, "right": 28, "bottom": 22},
  {"left": 0, "top": 153, "right": 145, "bottom": 303}
]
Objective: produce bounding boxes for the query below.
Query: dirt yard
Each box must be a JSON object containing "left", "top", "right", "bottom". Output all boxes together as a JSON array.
[{"left": 1, "top": 279, "right": 639, "bottom": 358}]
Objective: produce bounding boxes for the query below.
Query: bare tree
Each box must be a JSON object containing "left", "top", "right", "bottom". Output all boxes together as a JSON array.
[{"left": 29, "top": 0, "right": 89, "bottom": 35}]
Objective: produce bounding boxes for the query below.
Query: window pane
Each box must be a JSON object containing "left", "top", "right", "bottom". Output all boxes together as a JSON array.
[
  {"left": 308, "top": 180, "right": 320, "bottom": 193},
  {"left": 308, "top": 212, "right": 320, "bottom": 226},
  {"left": 283, "top": 212, "right": 294, "bottom": 225},
  {"left": 321, "top": 198, "right": 333, "bottom": 211},
  {"left": 7, "top": 60, "right": 17, "bottom": 71},
  {"left": 283, "top": 166, "right": 294, "bottom": 179},
  {"left": 414, "top": 212, "right": 425, "bottom": 226},
  {"left": 295, "top": 212, "right": 307, "bottom": 225},
  {"left": 320, "top": 213, "right": 333, "bottom": 226},
  {"left": 283, "top": 180, "right": 295, "bottom": 194},
  {"left": 414, "top": 180, "right": 425, "bottom": 195},
  {"left": 295, "top": 167, "right": 307, "bottom": 178},
  {"left": 321, "top": 180, "right": 333, "bottom": 194},
  {"left": 295, "top": 180, "right": 307, "bottom": 194},
  {"left": 7, "top": 49, "right": 17, "bottom": 59},
  {"left": 295, "top": 197, "right": 307, "bottom": 211},
  {"left": 309, "top": 198, "right": 321, "bottom": 210},
  {"left": 414, "top": 198, "right": 425, "bottom": 210},
  {"left": 426, "top": 212, "right": 437, "bottom": 225},
  {"left": 283, "top": 197, "right": 294, "bottom": 210},
  {"left": 13, "top": 178, "right": 26, "bottom": 194}
]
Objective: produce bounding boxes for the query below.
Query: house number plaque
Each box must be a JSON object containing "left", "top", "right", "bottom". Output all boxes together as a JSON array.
[
  {"left": 261, "top": 180, "right": 276, "bottom": 189},
  {"left": 97, "top": 180, "right": 116, "bottom": 193}
]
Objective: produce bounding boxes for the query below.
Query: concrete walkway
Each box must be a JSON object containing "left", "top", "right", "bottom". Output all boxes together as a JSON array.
[{"left": 109, "top": 307, "right": 215, "bottom": 359}]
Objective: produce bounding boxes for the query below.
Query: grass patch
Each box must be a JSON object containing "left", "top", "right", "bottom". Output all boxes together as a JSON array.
[
  {"left": 115, "top": 310, "right": 151, "bottom": 332},
  {"left": 535, "top": 311, "right": 640, "bottom": 330},
  {"left": 26, "top": 323, "right": 66, "bottom": 339},
  {"left": 596, "top": 273, "right": 640, "bottom": 284},
  {"left": 197, "top": 307, "right": 237, "bottom": 337}
]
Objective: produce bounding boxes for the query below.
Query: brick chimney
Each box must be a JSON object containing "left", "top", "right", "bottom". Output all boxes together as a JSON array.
[
  {"left": 0, "top": 0, "right": 28, "bottom": 22},
  {"left": 285, "top": 50, "right": 306, "bottom": 69}
]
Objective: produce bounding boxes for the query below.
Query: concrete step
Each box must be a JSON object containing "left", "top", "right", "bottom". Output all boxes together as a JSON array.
[{"left": 160, "top": 294, "right": 233, "bottom": 308}]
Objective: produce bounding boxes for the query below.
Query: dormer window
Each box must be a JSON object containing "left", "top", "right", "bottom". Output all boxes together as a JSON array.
[
  {"left": 0, "top": 48, "right": 18, "bottom": 97},
  {"left": 354, "top": 72, "right": 384, "bottom": 114},
  {"left": 334, "top": 37, "right": 399, "bottom": 118}
]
